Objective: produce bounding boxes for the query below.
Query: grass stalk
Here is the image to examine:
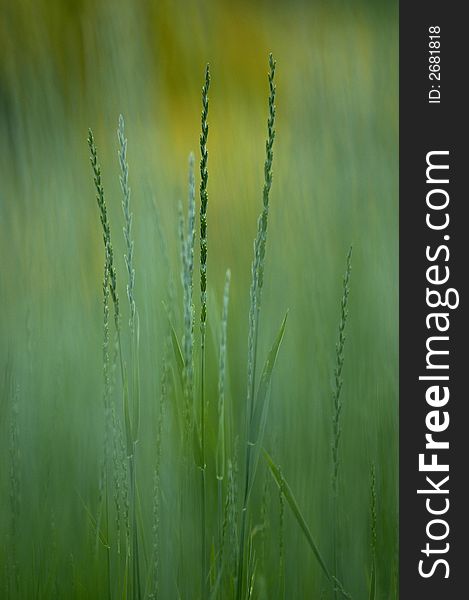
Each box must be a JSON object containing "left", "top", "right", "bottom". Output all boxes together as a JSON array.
[
  {"left": 101, "top": 246, "right": 113, "bottom": 600},
  {"left": 118, "top": 114, "right": 142, "bottom": 600},
  {"left": 88, "top": 128, "right": 119, "bottom": 599},
  {"left": 181, "top": 153, "right": 196, "bottom": 442},
  {"left": 216, "top": 269, "right": 231, "bottom": 582},
  {"left": 331, "top": 246, "right": 353, "bottom": 599},
  {"left": 88, "top": 129, "right": 122, "bottom": 349},
  {"left": 199, "top": 63, "right": 210, "bottom": 598},
  {"left": 149, "top": 343, "right": 169, "bottom": 599},
  {"left": 237, "top": 53, "right": 276, "bottom": 600}
]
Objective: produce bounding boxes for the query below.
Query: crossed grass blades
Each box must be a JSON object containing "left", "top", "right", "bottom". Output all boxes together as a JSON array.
[{"left": 0, "top": 55, "right": 379, "bottom": 600}]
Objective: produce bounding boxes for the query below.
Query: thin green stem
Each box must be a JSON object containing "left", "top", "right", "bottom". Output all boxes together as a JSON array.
[
  {"left": 105, "top": 481, "right": 112, "bottom": 600},
  {"left": 217, "top": 476, "right": 223, "bottom": 584},
  {"left": 199, "top": 63, "right": 210, "bottom": 599},
  {"left": 129, "top": 452, "right": 142, "bottom": 600},
  {"left": 201, "top": 336, "right": 207, "bottom": 597},
  {"left": 331, "top": 246, "right": 352, "bottom": 600},
  {"left": 237, "top": 53, "right": 276, "bottom": 600},
  {"left": 217, "top": 269, "right": 231, "bottom": 587}
]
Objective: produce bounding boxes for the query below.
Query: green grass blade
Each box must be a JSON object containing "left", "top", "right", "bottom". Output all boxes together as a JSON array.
[
  {"left": 132, "top": 311, "right": 141, "bottom": 443},
  {"left": 168, "top": 317, "right": 184, "bottom": 390},
  {"left": 136, "top": 479, "right": 148, "bottom": 573},
  {"left": 248, "top": 312, "right": 287, "bottom": 446},
  {"left": 192, "top": 420, "right": 203, "bottom": 468},
  {"left": 246, "top": 312, "right": 287, "bottom": 502},
  {"left": 76, "top": 492, "right": 109, "bottom": 549},
  {"left": 122, "top": 364, "right": 133, "bottom": 458},
  {"left": 263, "top": 451, "right": 352, "bottom": 599}
]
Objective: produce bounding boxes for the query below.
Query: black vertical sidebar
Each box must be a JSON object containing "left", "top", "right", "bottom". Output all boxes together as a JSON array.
[{"left": 400, "top": 2, "right": 467, "bottom": 597}]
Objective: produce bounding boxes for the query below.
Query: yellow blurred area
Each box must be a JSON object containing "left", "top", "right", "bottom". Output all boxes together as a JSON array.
[
  {"left": 0, "top": 0, "right": 398, "bottom": 330},
  {"left": 1, "top": 0, "right": 393, "bottom": 149}
]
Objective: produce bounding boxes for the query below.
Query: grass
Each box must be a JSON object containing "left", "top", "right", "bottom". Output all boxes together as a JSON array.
[
  {"left": 237, "top": 52, "right": 277, "bottom": 600},
  {"left": 331, "top": 246, "right": 352, "bottom": 598},
  {"left": 198, "top": 64, "right": 210, "bottom": 598},
  {"left": 0, "top": 1, "right": 398, "bottom": 598}
]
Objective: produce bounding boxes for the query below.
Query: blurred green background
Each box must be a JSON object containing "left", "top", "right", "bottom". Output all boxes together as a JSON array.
[{"left": 0, "top": 0, "right": 398, "bottom": 598}]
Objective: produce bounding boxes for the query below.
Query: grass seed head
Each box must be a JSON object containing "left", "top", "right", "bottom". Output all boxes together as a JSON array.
[{"left": 199, "top": 64, "right": 210, "bottom": 330}]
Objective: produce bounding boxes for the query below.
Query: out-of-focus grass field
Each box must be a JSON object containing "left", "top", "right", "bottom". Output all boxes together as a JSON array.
[{"left": 0, "top": 0, "right": 398, "bottom": 598}]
